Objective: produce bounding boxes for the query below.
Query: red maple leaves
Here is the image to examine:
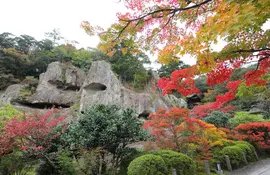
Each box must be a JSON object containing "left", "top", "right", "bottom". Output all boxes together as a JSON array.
[
  {"left": 157, "top": 66, "right": 200, "bottom": 96},
  {"left": 235, "top": 122, "right": 270, "bottom": 150},
  {"left": 0, "top": 110, "right": 65, "bottom": 155}
]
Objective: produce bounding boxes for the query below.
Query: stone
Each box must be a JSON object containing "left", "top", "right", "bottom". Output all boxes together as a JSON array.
[
  {"left": 80, "top": 61, "right": 185, "bottom": 115},
  {"left": 0, "top": 84, "right": 26, "bottom": 103},
  {"left": 29, "top": 62, "right": 85, "bottom": 107},
  {"left": 80, "top": 61, "right": 121, "bottom": 111},
  {"left": 163, "top": 94, "right": 187, "bottom": 108},
  {"left": 249, "top": 107, "right": 267, "bottom": 115}
]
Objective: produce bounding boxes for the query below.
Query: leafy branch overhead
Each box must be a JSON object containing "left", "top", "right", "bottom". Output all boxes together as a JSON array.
[{"left": 82, "top": 0, "right": 269, "bottom": 71}]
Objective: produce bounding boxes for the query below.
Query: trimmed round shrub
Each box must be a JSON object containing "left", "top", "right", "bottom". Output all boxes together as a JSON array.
[
  {"left": 235, "top": 141, "right": 255, "bottom": 152},
  {"left": 127, "top": 154, "right": 168, "bottom": 175},
  {"left": 202, "top": 111, "right": 229, "bottom": 128},
  {"left": 220, "top": 146, "right": 244, "bottom": 168},
  {"left": 235, "top": 141, "right": 256, "bottom": 161},
  {"left": 235, "top": 143, "right": 252, "bottom": 161},
  {"left": 153, "top": 150, "right": 195, "bottom": 175}
]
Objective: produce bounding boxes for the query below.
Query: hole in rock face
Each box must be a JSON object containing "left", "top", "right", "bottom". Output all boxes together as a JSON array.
[
  {"left": 86, "top": 83, "right": 107, "bottom": 91},
  {"left": 13, "top": 102, "right": 70, "bottom": 109},
  {"left": 138, "top": 110, "right": 151, "bottom": 119}
]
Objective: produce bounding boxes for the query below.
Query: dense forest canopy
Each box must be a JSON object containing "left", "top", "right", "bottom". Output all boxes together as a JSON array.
[{"left": 0, "top": 31, "right": 152, "bottom": 90}]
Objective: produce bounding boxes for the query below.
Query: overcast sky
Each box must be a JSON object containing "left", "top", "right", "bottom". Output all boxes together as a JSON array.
[
  {"left": 0, "top": 0, "right": 127, "bottom": 48},
  {"left": 1, "top": 0, "right": 269, "bottom": 67}
]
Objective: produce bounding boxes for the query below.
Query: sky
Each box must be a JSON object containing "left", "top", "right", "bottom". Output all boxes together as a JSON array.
[
  {"left": 0, "top": 0, "right": 269, "bottom": 68},
  {"left": 0, "top": 0, "right": 126, "bottom": 48}
]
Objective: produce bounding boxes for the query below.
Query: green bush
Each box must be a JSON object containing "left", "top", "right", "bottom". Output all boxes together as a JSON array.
[
  {"left": 229, "top": 112, "right": 264, "bottom": 128},
  {"left": 0, "top": 103, "right": 22, "bottom": 128},
  {"left": 203, "top": 111, "right": 229, "bottom": 128},
  {"left": 37, "top": 151, "right": 76, "bottom": 175},
  {"left": 127, "top": 154, "right": 168, "bottom": 175},
  {"left": 220, "top": 146, "right": 244, "bottom": 168},
  {"left": 235, "top": 141, "right": 256, "bottom": 161},
  {"left": 153, "top": 150, "right": 195, "bottom": 175},
  {"left": 119, "top": 149, "right": 148, "bottom": 175}
]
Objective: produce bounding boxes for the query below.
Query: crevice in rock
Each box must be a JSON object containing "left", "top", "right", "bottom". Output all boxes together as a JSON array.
[
  {"left": 48, "top": 80, "right": 80, "bottom": 91},
  {"left": 13, "top": 102, "right": 70, "bottom": 109},
  {"left": 85, "top": 83, "right": 107, "bottom": 91},
  {"left": 138, "top": 110, "right": 151, "bottom": 119}
]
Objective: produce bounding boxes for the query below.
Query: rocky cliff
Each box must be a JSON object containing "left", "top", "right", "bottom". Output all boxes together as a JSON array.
[{"left": 0, "top": 61, "right": 187, "bottom": 116}]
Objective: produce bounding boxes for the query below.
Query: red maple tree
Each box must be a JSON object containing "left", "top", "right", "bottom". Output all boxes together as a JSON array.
[{"left": 0, "top": 109, "right": 66, "bottom": 155}]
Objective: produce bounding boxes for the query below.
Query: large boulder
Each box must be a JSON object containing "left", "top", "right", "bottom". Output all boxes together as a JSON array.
[
  {"left": 29, "top": 62, "right": 85, "bottom": 107},
  {"left": 80, "top": 61, "right": 121, "bottom": 111},
  {"left": 80, "top": 61, "right": 186, "bottom": 115}
]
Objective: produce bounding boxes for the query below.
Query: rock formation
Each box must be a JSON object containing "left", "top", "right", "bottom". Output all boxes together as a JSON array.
[
  {"left": 80, "top": 61, "right": 186, "bottom": 115},
  {"left": 29, "top": 62, "right": 85, "bottom": 107},
  {"left": 0, "top": 61, "right": 187, "bottom": 116}
]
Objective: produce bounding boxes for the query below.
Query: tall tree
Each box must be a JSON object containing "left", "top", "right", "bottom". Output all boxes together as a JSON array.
[
  {"left": 45, "top": 29, "right": 64, "bottom": 46},
  {"left": 0, "top": 32, "right": 15, "bottom": 50}
]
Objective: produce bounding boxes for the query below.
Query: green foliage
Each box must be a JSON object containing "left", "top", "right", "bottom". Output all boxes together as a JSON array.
[
  {"left": 18, "top": 77, "right": 38, "bottom": 101},
  {"left": 230, "top": 66, "right": 256, "bottom": 81},
  {"left": 63, "top": 105, "right": 148, "bottom": 171},
  {"left": 0, "top": 73, "right": 20, "bottom": 90},
  {"left": 195, "top": 75, "right": 212, "bottom": 93},
  {"left": 37, "top": 151, "right": 76, "bottom": 175},
  {"left": 71, "top": 49, "right": 93, "bottom": 71},
  {"left": 202, "top": 82, "right": 228, "bottom": 103},
  {"left": 234, "top": 143, "right": 254, "bottom": 161},
  {"left": 133, "top": 71, "right": 150, "bottom": 90},
  {"left": 118, "top": 149, "right": 148, "bottom": 175},
  {"left": 153, "top": 150, "right": 196, "bottom": 175},
  {"left": 235, "top": 141, "right": 255, "bottom": 152},
  {"left": 0, "top": 151, "right": 35, "bottom": 175},
  {"left": 220, "top": 146, "right": 244, "bottom": 168},
  {"left": 202, "top": 111, "right": 230, "bottom": 128},
  {"left": 158, "top": 60, "right": 189, "bottom": 78},
  {"left": 229, "top": 112, "right": 264, "bottom": 128},
  {"left": 74, "top": 148, "right": 101, "bottom": 175},
  {"left": 236, "top": 83, "right": 267, "bottom": 100},
  {"left": 45, "top": 29, "right": 64, "bottom": 46},
  {"left": 0, "top": 103, "right": 22, "bottom": 128},
  {"left": 0, "top": 32, "right": 15, "bottom": 49},
  {"left": 52, "top": 44, "right": 76, "bottom": 62},
  {"left": 127, "top": 154, "right": 168, "bottom": 175},
  {"left": 58, "top": 152, "right": 76, "bottom": 175}
]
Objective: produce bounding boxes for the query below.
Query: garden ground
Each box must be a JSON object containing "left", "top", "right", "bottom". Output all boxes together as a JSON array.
[{"left": 228, "top": 158, "right": 270, "bottom": 175}]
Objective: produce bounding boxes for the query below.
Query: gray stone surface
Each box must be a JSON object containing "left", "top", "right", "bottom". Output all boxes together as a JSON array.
[
  {"left": 227, "top": 158, "right": 270, "bottom": 175},
  {"left": 1, "top": 61, "right": 187, "bottom": 115},
  {"left": 163, "top": 94, "right": 187, "bottom": 108},
  {"left": 80, "top": 61, "right": 185, "bottom": 115},
  {"left": 0, "top": 84, "right": 25, "bottom": 103},
  {"left": 80, "top": 61, "right": 121, "bottom": 111},
  {"left": 29, "top": 62, "right": 85, "bottom": 106}
]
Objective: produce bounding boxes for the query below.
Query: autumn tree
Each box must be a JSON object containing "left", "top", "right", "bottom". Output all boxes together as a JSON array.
[
  {"left": 143, "top": 107, "right": 230, "bottom": 161},
  {"left": 82, "top": 0, "right": 269, "bottom": 104},
  {"left": 0, "top": 109, "right": 65, "bottom": 156}
]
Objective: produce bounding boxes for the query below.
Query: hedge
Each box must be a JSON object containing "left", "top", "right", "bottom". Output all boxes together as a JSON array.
[
  {"left": 220, "top": 146, "right": 244, "bottom": 168},
  {"left": 127, "top": 154, "right": 168, "bottom": 175},
  {"left": 153, "top": 150, "right": 196, "bottom": 175}
]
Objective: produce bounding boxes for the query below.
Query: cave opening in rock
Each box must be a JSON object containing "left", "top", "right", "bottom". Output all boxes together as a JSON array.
[
  {"left": 13, "top": 102, "right": 70, "bottom": 109},
  {"left": 138, "top": 110, "right": 151, "bottom": 119},
  {"left": 86, "top": 83, "right": 107, "bottom": 91}
]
